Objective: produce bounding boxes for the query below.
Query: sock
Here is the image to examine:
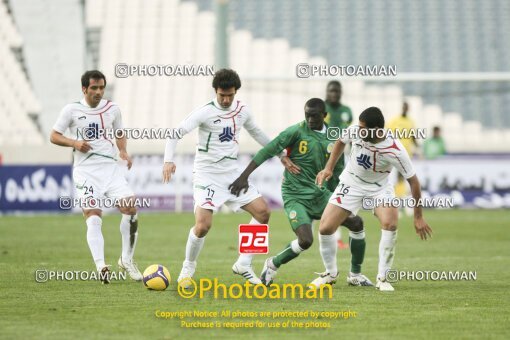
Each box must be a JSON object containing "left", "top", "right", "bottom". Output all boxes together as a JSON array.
[
  {"left": 86, "top": 215, "right": 105, "bottom": 271},
  {"left": 184, "top": 227, "right": 205, "bottom": 265},
  {"left": 120, "top": 214, "right": 138, "bottom": 263},
  {"left": 378, "top": 229, "right": 397, "bottom": 279},
  {"left": 349, "top": 230, "right": 366, "bottom": 274},
  {"left": 236, "top": 217, "right": 260, "bottom": 266},
  {"left": 335, "top": 228, "right": 342, "bottom": 241},
  {"left": 272, "top": 239, "right": 304, "bottom": 268},
  {"left": 319, "top": 233, "right": 338, "bottom": 276}
]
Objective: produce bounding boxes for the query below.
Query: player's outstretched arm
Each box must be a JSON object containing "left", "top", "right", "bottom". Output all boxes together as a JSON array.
[
  {"left": 229, "top": 161, "right": 259, "bottom": 197},
  {"left": 316, "top": 139, "right": 346, "bottom": 186},
  {"left": 407, "top": 175, "right": 433, "bottom": 240},
  {"left": 50, "top": 130, "right": 92, "bottom": 153},
  {"left": 162, "top": 107, "right": 203, "bottom": 183}
]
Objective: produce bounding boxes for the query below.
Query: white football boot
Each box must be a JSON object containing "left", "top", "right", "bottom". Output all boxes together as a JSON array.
[
  {"left": 310, "top": 271, "right": 339, "bottom": 289},
  {"left": 347, "top": 273, "right": 374, "bottom": 286},
  {"left": 118, "top": 257, "right": 143, "bottom": 281},
  {"left": 177, "top": 261, "right": 196, "bottom": 288},
  {"left": 260, "top": 257, "right": 278, "bottom": 286},
  {"left": 232, "top": 262, "right": 262, "bottom": 285},
  {"left": 376, "top": 276, "right": 395, "bottom": 292}
]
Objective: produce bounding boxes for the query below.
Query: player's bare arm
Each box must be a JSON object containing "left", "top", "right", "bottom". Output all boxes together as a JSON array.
[
  {"left": 162, "top": 162, "right": 176, "bottom": 183},
  {"left": 229, "top": 161, "right": 259, "bottom": 197},
  {"left": 316, "top": 139, "right": 346, "bottom": 186},
  {"left": 50, "top": 130, "right": 92, "bottom": 153},
  {"left": 407, "top": 174, "right": 433, "bottom": 240},
  {"left": 116, "top": 136, "right": 132, "bottom": 170}
]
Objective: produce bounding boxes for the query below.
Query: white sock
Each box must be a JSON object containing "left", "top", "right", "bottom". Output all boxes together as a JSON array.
[
  {"left": 184, "top": 227, "right": 205, "bottom": 265},
  {"left": 378, "top": 229, "right": 397, "bottom": 280},
  {"left": 236, "top": 217, "right": 261, "bottom": 266},
  {"left": 120, "top": 214, "right": 138, "bottom": 263},
  {"left": 319, "top": 233, "right": 338, "bottom": 277},
  {"left": 290, "top": 239, "right": 304, "bottom": 254},
  {"left": 86, "top": 215, "right": 105, "bottom": 271},
  {"left": 335, "top": 228, "right": 342, "bottom": 241}
]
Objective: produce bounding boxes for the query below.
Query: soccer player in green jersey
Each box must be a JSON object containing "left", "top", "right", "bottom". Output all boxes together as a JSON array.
[
  {"left": 325, "top": 81, "right": 353, "bottom": 249},
  {"left": 229, "top": 98, "right": 372, "bottom": 287}
]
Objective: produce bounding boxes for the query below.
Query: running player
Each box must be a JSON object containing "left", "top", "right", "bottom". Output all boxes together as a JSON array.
[
  {"left": 313, "top": 107, "right": 433, "bottom": 291},
  {"left": 229, "top": 98, "right": 372, "bottom": 287},
  {"left": 50, "top": 70, "right": 142, "bottom": 284},
  {"left": 162, "top": 69, "right": 296, "bottom": 286}
]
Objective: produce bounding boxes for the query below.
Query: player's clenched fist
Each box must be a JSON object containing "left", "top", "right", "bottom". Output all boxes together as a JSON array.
[
  {"left": 162, "top": 162, "right": 176, "bottom": 183},
  {"left": 315, "top": 168, "right": 333, "bottom": 187},
  {"left": 74, "top": 140, "right": 92, "bottom": 153}
]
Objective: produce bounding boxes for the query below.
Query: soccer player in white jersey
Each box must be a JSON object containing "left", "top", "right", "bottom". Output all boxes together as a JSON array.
[
  {"left": 313, "top": 107, "right": 432, "bottom": 291},
  {"left": 50, "top": 70, "right": 142, "bottom": 284},
  {"left": 163, "top": 69, "right": 297, "bottom": 286}
]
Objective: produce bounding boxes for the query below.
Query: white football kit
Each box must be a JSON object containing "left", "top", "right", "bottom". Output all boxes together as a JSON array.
[
  {"left": 330, "top": 125, "right": 415, "bottom": 214},
  {"left": 164, "top": 98, "right": 271, "bottom": 212},
  {"left": 53, "top": 98, "right": 134, "bottom": 206}
]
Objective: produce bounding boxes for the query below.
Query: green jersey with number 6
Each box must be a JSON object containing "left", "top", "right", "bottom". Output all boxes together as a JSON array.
[{"left": 252, "top": 121, "right": 335, "bottom": 204}]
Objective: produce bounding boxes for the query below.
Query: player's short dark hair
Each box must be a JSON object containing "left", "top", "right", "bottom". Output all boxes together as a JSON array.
[
  {"left": 305, "top": 98, "right": 326, "bottom": 113},
  {"left": 212, "top": 68, "right": 241, "bottom": 90},
  {"left": 81, "top": 70, "right": 106, "bottom": 88},
  {"left": 327, "top": 80, "right": 341, "bottom": 89},
  {"left": 359, "top": 106, "right": 385, "bottom": 128}
]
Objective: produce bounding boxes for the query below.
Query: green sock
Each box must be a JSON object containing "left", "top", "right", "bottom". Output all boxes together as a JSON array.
[
  {"left": 349, "top": 234, "right": 366, "bottom": 274},
  {"left": 272, "top": 242, "right": 300, "bottom": 268}
]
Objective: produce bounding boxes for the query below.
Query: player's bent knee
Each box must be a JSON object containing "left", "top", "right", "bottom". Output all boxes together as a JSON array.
[
  {"left": 298, "top": 237, "right": 313, "bottom": 250},
  {"left": 257, "top": 208, "right": 270, "bottom": 224},
  {"left": 381, "top": 223, "right": 397, "bottom": 231},
  {"left": 83, "top": 209, "right": 102, "bottom": 219},
  {"left": 119, "top": 206, "right": 137, "bottom": 215},
  {"left": 194, "top": 223, "right": 211, "bottom": 237},
  {"left": 342, "top": 215, "right": 364, "bottom": 232}
]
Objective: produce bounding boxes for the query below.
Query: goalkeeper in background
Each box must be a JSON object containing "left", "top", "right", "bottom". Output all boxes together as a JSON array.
[
  {"left": 324, "top": 81, "right": 353, "bottom": 249},
  {"left": 387, "top": 101, "right": 418, "bottom": 213},
  {"left": 229, "top": 98, "right": 372, "bottom": 287}
]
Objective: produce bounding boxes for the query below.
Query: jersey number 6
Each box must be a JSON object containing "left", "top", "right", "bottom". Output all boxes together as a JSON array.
[{"left": 298, "top": 140, "right": 308, "bottom": 154}]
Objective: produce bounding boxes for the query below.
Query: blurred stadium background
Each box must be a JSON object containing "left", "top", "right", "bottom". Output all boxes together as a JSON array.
[{"left": 1, "top": 0, "right": 510, "bottom": 213}]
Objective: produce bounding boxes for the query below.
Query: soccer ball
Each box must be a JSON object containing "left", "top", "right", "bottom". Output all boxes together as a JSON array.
[{"left": 142, "top": 264, "right": 171, "bottom": 291}]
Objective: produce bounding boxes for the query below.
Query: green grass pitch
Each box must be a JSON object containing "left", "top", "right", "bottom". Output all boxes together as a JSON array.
[{"left": 0, "top": 209, "right": 509, "bottom": 339}]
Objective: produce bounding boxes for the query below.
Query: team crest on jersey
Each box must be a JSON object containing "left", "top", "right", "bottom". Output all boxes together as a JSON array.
[
  {"left": 219, "top": 126, "right": 234, "bottom": 142},
  {"left": 84, "top": 122, "right": 100, "bottom": 140},
  {"left": 356, "top": 154, "right": 372, "bottom": 169},
  {"left": 327, "top": 143, "right": 334, "bottom": 153},
  {"left": 341, "top": 112, "right": 349, "bottom": 122},
  {"left": 289, "top": 210, "right": 297, "bottom": 219}
]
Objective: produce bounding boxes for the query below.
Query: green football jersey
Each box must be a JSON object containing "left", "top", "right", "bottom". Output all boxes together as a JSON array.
[
  {"left": 324, "top": 103, "right": 352, "bottom": 129},
  {"left": 324, "top": 102, "right": 352, "bottom": 190},
  {"left": 252, "top": 121, "right": 335, "bottom": 202}
]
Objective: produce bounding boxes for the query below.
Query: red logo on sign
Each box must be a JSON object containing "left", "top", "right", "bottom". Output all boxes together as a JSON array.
[{"left": 238, "top": 224, "right": 269, "bottom": 254}]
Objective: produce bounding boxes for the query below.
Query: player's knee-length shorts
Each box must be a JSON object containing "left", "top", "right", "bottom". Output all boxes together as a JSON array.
[
  {"left": 283, "top": 189, "right": 332, "bottom": 230},
  {"left": 328, "top": 181, "right": 395, "bottom": 215},
  {"left": 193, "top": 171, "right": 262, "bottom": 213},
  {"left": 73, "top": 162, "right": 134, "bottom": 210}
]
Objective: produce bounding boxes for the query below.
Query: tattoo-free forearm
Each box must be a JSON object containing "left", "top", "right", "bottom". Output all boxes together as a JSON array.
[
  {"left": 116, "top": 136, "right": 127, "bottom": 152},
  {"left": 408, "top": 175, "right": 423, "bottom": 219},
  {"left": 325, "top": 140, "right": 346, "bottom": 171},
  {"left": 50, "top": 131, "right": 75, "bottom": 148}
]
